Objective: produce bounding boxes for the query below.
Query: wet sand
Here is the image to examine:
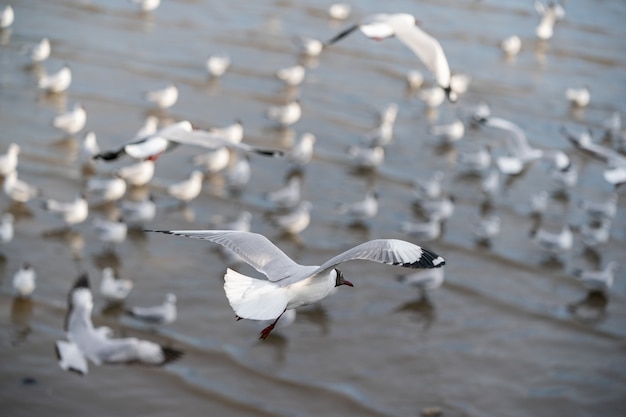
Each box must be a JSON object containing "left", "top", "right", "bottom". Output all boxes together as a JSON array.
[{"left": 1, "top": 1, "right": 625, "bottom": 416}]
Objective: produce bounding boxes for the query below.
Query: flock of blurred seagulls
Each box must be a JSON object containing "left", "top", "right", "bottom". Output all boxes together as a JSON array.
[{"left": 0, "top": 0, "right": 623, "bottom": 377}]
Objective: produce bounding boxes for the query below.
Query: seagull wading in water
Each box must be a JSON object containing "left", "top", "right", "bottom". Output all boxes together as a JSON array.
[
  {"left": 148, "top": 230, "right": 445, "bottom": 339},
  {"left": 324, "top": 13, "right": 456, "bottom": 102}
]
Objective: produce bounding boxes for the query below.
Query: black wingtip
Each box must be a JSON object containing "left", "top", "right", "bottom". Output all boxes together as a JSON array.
[
  {"left": 395, "top": 248, "right": 446, "bottom": 269},
  {"left": 324, "top": 24, "right": 359, "bottom": 48},
  {"left": 161, "top": 346, "right": 184, "bottom": 365},
  {"left": 144, "top": 229, "right": 174, "bottom": 235},
  {"left": 94, "top": 149, "right": 123, "bottom": 161},
  {"left": 72, "top": 273, "right": 90, "bottom": 290},
  {"left": 254, "top": 148, "right": 285, "bottom": 158}
]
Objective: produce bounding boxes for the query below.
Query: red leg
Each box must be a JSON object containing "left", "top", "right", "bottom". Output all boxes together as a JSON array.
[{"left": 259, "top": 309, "right": 286, "bottom": 340}]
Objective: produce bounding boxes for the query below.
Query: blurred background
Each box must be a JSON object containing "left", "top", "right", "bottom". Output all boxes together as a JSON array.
[{"left": 0, "top": 1, "right": 625, "bottom": 416}]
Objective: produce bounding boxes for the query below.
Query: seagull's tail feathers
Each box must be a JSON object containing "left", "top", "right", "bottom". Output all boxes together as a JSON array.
[
  {"left": 223, "top": 268, "right": 288, "bottom": 321},
  {"left": 55, "top": 340, "right": 88, "bottom": 376}
]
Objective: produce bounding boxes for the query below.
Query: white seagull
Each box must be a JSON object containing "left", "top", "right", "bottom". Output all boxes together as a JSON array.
[
  {"left": 3, "top": 170, "right": 39, "bottom": 203},
  {"left": 134, "top": 115, "right": 159, "bottom": 140},
  {"left": 93, "top": 217, "right": 128, "bottom": 246},
  {"left": 206, "top": 54, "right": 231, "bottom": 78},
  {"left": 147, "top": 229, "right": 445, "bottom": 339},
  {"left": 500, "top": 35, "right": 521, "bottom": 56},
  {"left": 361, "top": 102, "right": 398, "bottom": 147},
  {"left": 287, "top": 132, "right": 316, "bottom": 167},
  {"left": 53, "top": 103, "right": 86, "bottom": 135},
  {"left": 398, "top": 267, "right": 444, "bottom": 298},
  {"left": 293, "top": 36, "right": 323, "bottom": 57},
  {"left": 145, "top": 84, "right": 178, "bottom": 109},
  {"left": 26, "top": 37, "right": 51, "bottom": 63},
  {"left": 0, "top": 212, "right": 14, "bottom": 244},
  {"left": 276, "top": 64, "right": 306, "bottom": 87},
  {"left": 577, "top": 193, "right": 618, "bottom": 221},
  {"left": 413, "top": 170, "right": 444, "bottom": 201},
  {"left": 266, "top": 100, "right": 301, "bottom": 127},
  {"left": 12, "top": 262, "right": 36, "bottom": 298},
  {"left": 95, "top": 121, "right": 281, "bottom": 162},
  {"left": 0, "top": 143, "right": 20, "bottom": 176},
  {"left": 115, "top": 159, "right": 155, "bottom": 187},
  {"left": 86, "top": 176, "right": 127, "bottom": 203},
  {"left": 428, "top": 118, "right": 464, "bottom": 144},
  {"left": 42, "top": 193, "right": 88, "bottom": 227},
  {"left": 324, "top": 13, "right": 456, "bottom": 102},
  {"left": 269, "top": 200, "right": 312, "bottom": 235},
  {"left": 531, "top": 224, "right": 573, "bottom": 254},
  {"left": 573, "top": 261, "right": 618, "bottom": 294},
  {"left": 400, "top": 218, "right": 441, "bottom": 241},
  {"left": 406, "top": 69, "right": 424, "bottom": 90},
  {"left": 328, "top": 3, "right": 351, "bottom": 20},
  {"left": 55, "top": 274, "right": 183, "bottom": 375},
  {"left": 131, "top": 0, "right": 161, "bottom": 12},
  {"left": 337, "top": 190, "right": 378, "bottom": 223},
  {"left": 535, "top": 0, "right": 564, "bottom": 40},
  {"left": 127, "top": 293, "right": 177, "bottom": 325},
  {"left": 38, "top": 64, "right": 72, "bottom": 93},
  {"left": 79, "top": 132, "right": 100, "bottom": 163},
  {"left": 99, "top": 267, "right": 133, "bottom": 303},
  {"left": 167, "top": 170, "right": 203, "bottom": 204},
  {"left": 264, "top": 176, "right": 301, "bottom": 209},
  {"left": 347, "top": 144, "right": 385, "bottom": 169},
  {"left": 0, "top": 4, "right": 13, "bottom": 29},
  {"left": 120, "top": 195, "right": 156, "bottom": 226},
  {"left": 565, "top": 86, "right": 590, "bottom": 108}
]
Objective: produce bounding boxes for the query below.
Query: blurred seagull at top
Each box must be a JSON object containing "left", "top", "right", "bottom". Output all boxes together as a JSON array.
[
  {"left": 293, "top": 36, "right": 323, "bottom": 57},
  {"left": 469, "top": 101, "right": 491, "bottom": 126},
  {"left": 3, "top": 171, "right": 39, "bottom": 203},
  {"left": 0, "top": 143, "right": 20, "bottom": 176},
  {"left": 400, "top": 218, "right": 441, "bottom": 241},
  {"left": 53, "top": 102, "right": 86, "bottom": 135},
  {"left": 127, "top": 293, "right": 177, "bottom": 326},
  {"left": 479, "top": 116, "right": 570, "bottom": 175},
  {"left": 428, "top": 118, "right": 464, "bottom": 144},
  {"left": 347, "top": 144, "right": 384, "bottom": 169},
  {"left": 206, "top": 54, "right": 231, "bottom": 78},
  {"left": 0, "top": 4, "right": 14, "bottom": 29},
  {"left": 530, "top": 190, "right": 549, "bottom": 216},
  {"left": 206, "top": 120, "right": 244, "bottom": 144},
  {"left": 535, "top": 0, "right": 564, "bottom": 40},
  {"left": 337, "top": 190, "right": 378, "bottom": 223},
  {"left": 131, "top": 0, "right": 160, "bottom": 12},
  {"left": 573, "top": 261, "right": 618, "bottom": 294},
  {"left": 12, "top": 263, "right": 36, "bottom": 298},
  {"left": 472, "top": 214, "right": 501, "bottom": 243},
  {"left": 501, "top": 35, "right": 521, "bottom": 56},
  {"left": 38, "top": 64, "right": 71, "bottom": 93},
  {"left": 99, "top": 267, "right": 133, "bottom": 303},
  {"left": 95, "top": 121, "right": 281, "bottom": 162},
  {"left": 145, "top": 84, "right": 178, "bottom": 109},
  {"left": 115, "top": 159, "right": 155, "bottom": 187},
  {"left": 42, "top": 193, "right": 88, "bottom": 228},
  {"left": 276, "top": 64, "right": 306, "bottom": 87},
  {"left": 561, "top": 127, "right": 626, "bottom": 186},
  {"left": 25, "top": 37, "right": 50, "bottom": 63},
  {"left": 192, "top": 147, "right": 230, "bottom": 174},
  {"left": 266, "top": 100, "right": 301, "bottom": 127},
  {"left": 565, "top": 86, "right": 590, "bottom": 108},
  {"left": 287, "top": 132, "right": 316, "bottom": 167},
  {"left": 361, "top": 103, "right": 398, "bottom": 147},
  {"left": 55, "top": 274, "right": 183, "bottom": 376},
  {"left": 550, "top": 160, "right": 578, "bottom": 191},
  {"left": 224, "top": 153, "right": 251, "bottom": 192},
  {"left": 413, "top": 170, "right": 444, "bottom": 201},
  {"left": 264, "top": 176, "right": 302, "bottom": 209},
  {"left": 324, "top": 13, "right": 456, "bottom": 102},
  {"left": 146, "top": 229, "right": 445, "bottom": 339},
  {"left": 328, "top": 3, "right": 351, "bottom": 20}
]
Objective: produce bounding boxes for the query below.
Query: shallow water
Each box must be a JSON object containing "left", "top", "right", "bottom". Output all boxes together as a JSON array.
[{"left": 1, "top": 0, "right": 625, "bottom": 416}]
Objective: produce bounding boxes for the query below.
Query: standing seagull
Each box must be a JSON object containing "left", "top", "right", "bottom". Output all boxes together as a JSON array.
[
  {"left": 324, "top": 13, "right": 456, "bottom": 102},
  {"left": 55, "top": 274, "right": 183, "bottom": 375},
  {"left": 0, "top": 4, "right": 14, "bottom": 29},
  {"left": 147, "top": 230, "right": 445, "bottom": 339},
  {"left": 38, "top": 64, "right": 72, "bottom": 94},
  {"left": 53, "top": 103, "right": 86, "bottom": 135},
  {"left": 127, "top": 293, "right": 177, "bottom": 326},
  {"left": 42, "top": 193, "right": 88, "bottom": 228},
  {"left": 12, "top": 263, "right": 36, "bottom": 298}
]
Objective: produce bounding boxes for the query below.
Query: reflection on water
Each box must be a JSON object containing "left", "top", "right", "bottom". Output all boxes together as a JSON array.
[{"left": 10, "top": 298, "right": 33, "bottom": 346}]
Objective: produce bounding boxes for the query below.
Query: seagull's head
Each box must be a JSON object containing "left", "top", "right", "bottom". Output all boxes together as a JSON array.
[{"left": 334, "top": 268, "right": 353, "bottom": 288}]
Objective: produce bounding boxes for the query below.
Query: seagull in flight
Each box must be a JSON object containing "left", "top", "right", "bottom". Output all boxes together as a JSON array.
[
  {"left": 55, "top": 274, "right": 183, "bottom": 375},
  {"left": 324, "top": 13, "right": 456, "bottom": 102},
  {"left": 147, "top": 230, "right": 445, "bottom": 339},
  {"left": 94, "top": 121, "right": 283, "bottom": 162}
]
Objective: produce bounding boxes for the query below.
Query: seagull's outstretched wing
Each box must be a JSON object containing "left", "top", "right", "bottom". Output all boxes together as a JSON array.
[
  {"left": 55, "top": 340, "right": 89, "bottom": 375},
  {"left": 324, "top": 23, "right": 359, "bottom": 46},
  {"left": 393, "top": 23, "right": 451, "bottom": 93},
  {"left": 164, "top": 129, "right": 283, "bottom": 157},
  {"left": 147, "top": 230, "right": 313, "bottom": 281},
  {"left": 315, "top": 239, "right": 445, "bottom": 275}
]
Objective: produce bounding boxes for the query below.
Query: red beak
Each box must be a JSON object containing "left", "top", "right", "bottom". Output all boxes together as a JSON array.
[{"left": 342, "top": 280, "right": 354, "bottom": 287}]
